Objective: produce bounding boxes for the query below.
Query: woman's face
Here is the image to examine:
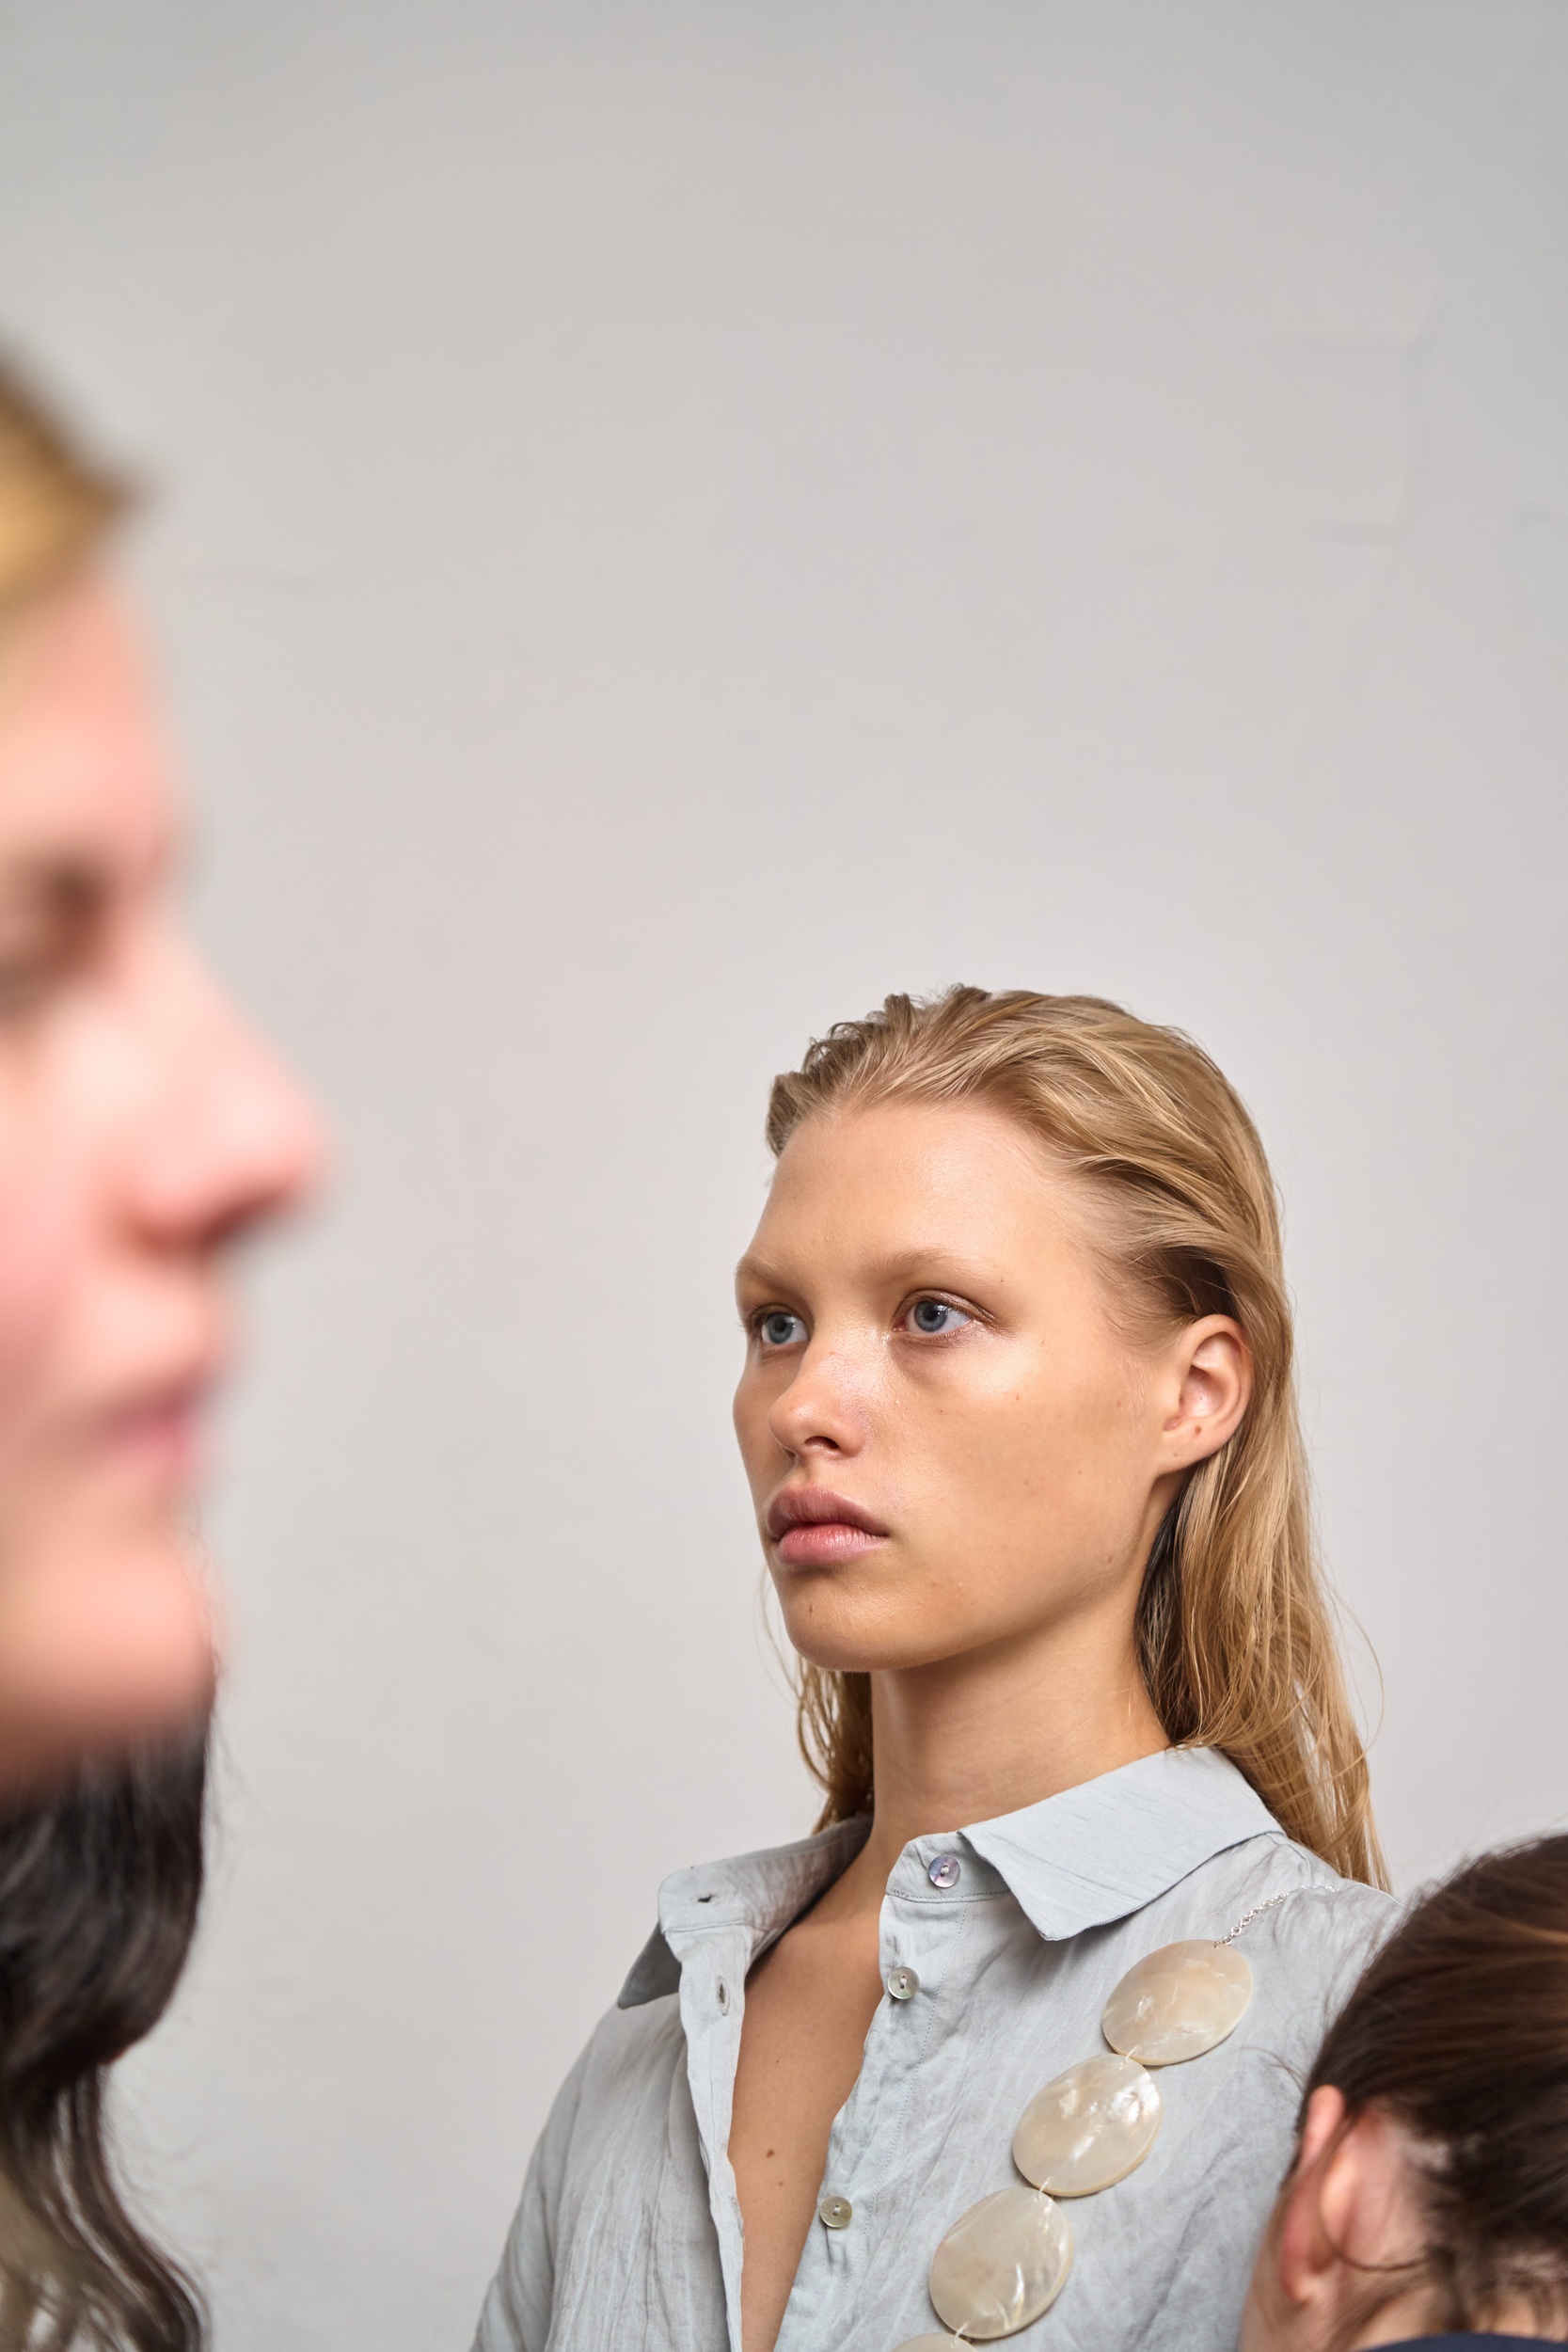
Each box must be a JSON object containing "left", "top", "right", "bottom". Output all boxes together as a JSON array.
[
  {"left": 0, "top": 569, "right": 321, "bottom": 1786},
  {"left": 733, "top": 1098, "right": 1244, "bottom": 1677}
]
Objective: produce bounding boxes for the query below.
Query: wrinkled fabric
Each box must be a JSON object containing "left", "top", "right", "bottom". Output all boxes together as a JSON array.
[{"left": 473, "top": 1748, "right": 1393, "bottom": 2352}]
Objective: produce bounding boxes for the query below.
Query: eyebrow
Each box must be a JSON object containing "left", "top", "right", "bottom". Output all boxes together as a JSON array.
[
  {"left": 734, "top": 1254, "right": 788, "bottom": 1294},
  {"left": 735, "top": 1245, "right": 1007, "bottom": 1295}
]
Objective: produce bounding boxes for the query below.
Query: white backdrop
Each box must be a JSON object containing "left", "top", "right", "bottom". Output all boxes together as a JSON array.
[{"left": 0, "top": 3, "right": 1565, "bottom": 2344}]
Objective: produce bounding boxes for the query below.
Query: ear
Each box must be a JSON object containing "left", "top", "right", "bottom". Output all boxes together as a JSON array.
[
  {"left": 1277, "top": 2091, "right": 1427, "bottom": 2325},
  {"left": 1157, "top": 1314, "right": 1251, "bottom": 1472},
  {"left": 1276, "top": 2089, "right": 1350, "bottom": 2308}
]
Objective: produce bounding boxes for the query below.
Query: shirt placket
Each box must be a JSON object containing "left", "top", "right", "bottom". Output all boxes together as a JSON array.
[
  {"left": 777, "top": 1835, "right": 987, "bottom": 2352},
  {"left": 665, "top": 1905, "right": 759, "bottom": 2352}
]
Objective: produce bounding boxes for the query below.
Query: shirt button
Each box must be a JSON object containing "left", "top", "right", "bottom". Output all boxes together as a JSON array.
[
  {"left": 927, "top": 1852, "right": 962, "bottom": 1889},
  {"left": 818, "top": 2194, "right": 853, "bottom": 2231},
  {"left": 887, "top": 1965, "right": 920, "bottom": 2000}
]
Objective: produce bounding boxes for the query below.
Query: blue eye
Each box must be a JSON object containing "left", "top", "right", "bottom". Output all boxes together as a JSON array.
[
  {"left": 757, "top": 1311, "right": 806, "bottom": 1349},
  {"left": 906, "top": 1298, "right": 972, "bottom": 1337}
]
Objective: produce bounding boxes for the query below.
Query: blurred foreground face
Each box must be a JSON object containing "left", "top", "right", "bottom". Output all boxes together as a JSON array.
[{"left": 0, "top": 570, "right": 320, "bottom": 1788}]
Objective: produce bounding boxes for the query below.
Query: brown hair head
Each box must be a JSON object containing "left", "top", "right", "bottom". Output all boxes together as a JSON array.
[
  {"left": 767, "top": 984, "right": 1384, "bottom": 1888},
  {"left": 1302, "top": 1834, "right": 1568, "bottom": 2334}
]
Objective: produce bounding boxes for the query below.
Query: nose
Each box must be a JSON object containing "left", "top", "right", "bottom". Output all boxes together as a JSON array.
[
  {"left": 766, "top": 1336, "right": 871, "bottom": 1463},
  {"left": 121, "top": 934, "right": 326, "bottom": 1252}
]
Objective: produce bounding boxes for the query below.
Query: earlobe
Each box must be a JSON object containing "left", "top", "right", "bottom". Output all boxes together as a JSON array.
[{"left": 1276, "top": 2173, "right": 1320, "bottom": 2309}]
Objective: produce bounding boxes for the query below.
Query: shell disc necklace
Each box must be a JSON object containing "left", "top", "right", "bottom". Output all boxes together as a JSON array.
[{"left": 893, "top": 1893, "right": 1290, "bottom": 2348}]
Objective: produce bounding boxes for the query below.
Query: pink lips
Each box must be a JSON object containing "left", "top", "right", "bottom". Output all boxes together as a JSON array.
[
  {"left": 96, "top": 1376, "right": 214, "bottom": 1487},
  {"left": 767, "top": 1486, "right": 890, "bottom": 1569}
]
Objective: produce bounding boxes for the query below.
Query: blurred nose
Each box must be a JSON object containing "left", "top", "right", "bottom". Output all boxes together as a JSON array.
[
  {"left": 766, "top": 1335, "right": 870, "bottom": 1462},
  {"left": 122, "top": 934, "right": 326, "bottom": 1252}
]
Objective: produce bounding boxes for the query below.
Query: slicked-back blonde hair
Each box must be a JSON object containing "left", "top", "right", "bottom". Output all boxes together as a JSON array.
[
  {"left": 0, "top": 359, "right": 124, "bottom": 618},
  {"left": 767, "top": 985, "right": 1385, "bottom": 1889}
]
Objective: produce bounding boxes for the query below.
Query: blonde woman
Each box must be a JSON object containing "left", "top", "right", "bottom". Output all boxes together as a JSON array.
[
  {"left": 0, "top": 358, "right": 319, "bottom": 2348},
  {"left": 475, "top": 988, "right": 1395, "bottom": 2352}
]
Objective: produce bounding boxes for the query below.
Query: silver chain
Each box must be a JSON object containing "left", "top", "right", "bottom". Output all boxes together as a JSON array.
[{"left": 1214, "top": 1891, "right": 1291, "bottom": 1947}]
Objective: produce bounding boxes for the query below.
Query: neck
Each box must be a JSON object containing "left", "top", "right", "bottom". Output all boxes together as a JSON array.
[
  {"left": 1348, "top": 2295, "right": 1567, "bottom": 2349},
  {"left": 840, "top": 1606, "right": 1167, "bottom": 1906}
]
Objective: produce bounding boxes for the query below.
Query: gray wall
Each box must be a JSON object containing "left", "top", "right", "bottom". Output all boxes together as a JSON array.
[{"left": 0, "top": 3, "right": 1565, "bottom": 2344}]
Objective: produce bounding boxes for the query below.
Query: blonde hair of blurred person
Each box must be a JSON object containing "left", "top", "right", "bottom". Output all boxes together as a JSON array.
[
  {"left": 1242, "top": 1836, "right": 1568, "bottom": 2352},
  {"left": 0, "top": 360, "right": 320, "bottom": 2348},
  {"left": 474, "top": 987, "right": 1392, "bottom": 2352}
]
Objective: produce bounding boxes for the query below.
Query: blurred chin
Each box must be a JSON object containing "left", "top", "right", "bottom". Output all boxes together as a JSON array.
[{"left": 0, "top": 1528, "right": 216, "bottom": 1793}]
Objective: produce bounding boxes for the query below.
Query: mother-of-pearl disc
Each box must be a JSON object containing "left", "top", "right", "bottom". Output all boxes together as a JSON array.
[
  {"left": 927, "top": 2185, "right": 1073, "bottom": 2340},
  {"left": 1012, "top": 2052, "right": 1162, "bottom": 2194},
  {"left": 1101, "top": 1938, "right": 1253, "bottom": 2065}
]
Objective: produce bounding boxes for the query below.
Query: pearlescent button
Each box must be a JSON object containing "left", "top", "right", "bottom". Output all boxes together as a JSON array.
[
  {"left": 887, "top": 1965, "right": 920, "bottom": 2000},
  {"left": 1102, "top": 1939, "right": 1254, "bottom": 2066},
  {"left": 927, "top": 1852, "right": 962, "bottom": 1889},
  {"left": 818, "top": 2194, "right": 853, "bottom": 2231}
]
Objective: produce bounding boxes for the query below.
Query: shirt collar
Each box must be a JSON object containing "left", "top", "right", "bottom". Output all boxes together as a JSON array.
[
  {"left": 618, "top": 1746, "right": 1278, "bottom": 2007},
  {"left": 956, "top": 1745, "right": 1279, "bottom": 1942},
  {"left": 618, "top": 1816, "right": 873, "bottom": 2007}
]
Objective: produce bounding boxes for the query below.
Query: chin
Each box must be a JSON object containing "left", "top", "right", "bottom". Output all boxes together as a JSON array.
[
  {"left": 777, "top": 1589, "right": 968, "bottom": 1677},
  {"left": 0, "top": 1524, "right": 216, "bottom": 1786},
  {"left": 780, "top": 1576, "right": 1048, "bottom": 1677}
]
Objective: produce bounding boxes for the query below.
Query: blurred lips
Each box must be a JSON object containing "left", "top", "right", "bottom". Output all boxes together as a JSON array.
[
  {"left": 92, "top": 1359, "right": 223, "bottom": 1489},
  {"left": 767, "top": 1486, "right": 890, "bottom": 1568}
]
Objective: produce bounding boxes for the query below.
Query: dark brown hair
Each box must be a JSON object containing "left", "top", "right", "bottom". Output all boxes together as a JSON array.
[
  {"left": 0, "top": 1740, "right": 206, "bottom": 2352},
  {"left": 768, "top": 985, "right": 1383, "bottom": 1886},
  {"left": 0, "top": 357, "right": 203, "bottom": 2352},
  {"left": 1303, "top": 1834, "right": 1568, "bottom": 2334}
]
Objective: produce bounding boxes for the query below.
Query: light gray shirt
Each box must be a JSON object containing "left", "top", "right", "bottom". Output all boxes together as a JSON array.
[{"left": 473, "top": 1748, "right": 1394, "bottom": 2352}]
